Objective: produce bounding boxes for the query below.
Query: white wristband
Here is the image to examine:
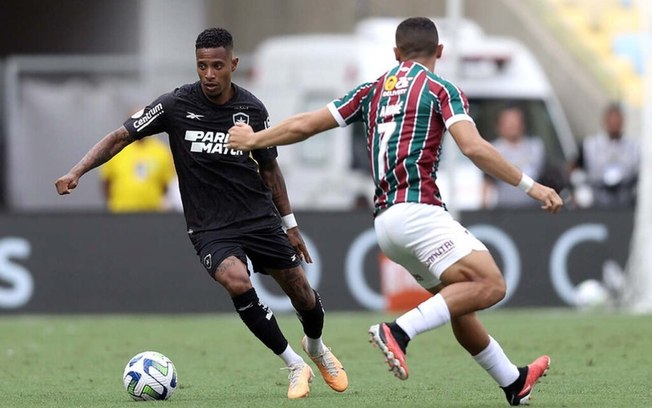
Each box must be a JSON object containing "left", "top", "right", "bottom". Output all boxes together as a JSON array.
[
  {"left": 281, "top": 213, "right": 298, "bottom": 229},
  {"left": 517, "top": 173, "right": 535, "bottom": 193}
]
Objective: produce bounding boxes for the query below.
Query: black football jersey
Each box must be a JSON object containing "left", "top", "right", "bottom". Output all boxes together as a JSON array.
[{"left": 123, "top": 82, "right": 279, "bottom": 233}]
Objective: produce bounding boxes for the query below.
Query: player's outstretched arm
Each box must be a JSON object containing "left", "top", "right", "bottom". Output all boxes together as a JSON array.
[
  {"left": 54, "top": 126, "right": 134, "bottom": 195},
  {"left": 449, "top": 120, "right": 563, "bottom": 213},
  {"left": 258, "top": 158, "right": 312, "bottom": 263},
  {"left": 227, "top": 107, "right": 338, "bottom": 151}
]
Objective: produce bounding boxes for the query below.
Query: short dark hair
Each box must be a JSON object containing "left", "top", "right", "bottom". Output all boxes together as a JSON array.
[
  {"left": 604, "top": 101, "right": 623, "bottom": 116},
  {"left": 195, "top": 28, "right": 233, "bottom": 50},
  {"left": 395, "top": 17, "right": 439, "bottom": 58}
]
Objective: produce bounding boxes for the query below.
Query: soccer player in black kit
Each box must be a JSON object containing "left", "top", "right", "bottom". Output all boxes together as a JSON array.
[{"left": 54, "top": 28, "right": 348, "bottom": 399}]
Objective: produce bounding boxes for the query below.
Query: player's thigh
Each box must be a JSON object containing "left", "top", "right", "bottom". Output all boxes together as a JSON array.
[
  {"left": 245, "top": 224, "right": 302, "bottom": 273},
  {"left": 212, "top": 255, "right": 253, "bottom": 292},
  {"left": 188, "top": 231, "right": 251, "bottom": 290},
  {"left": 244, "top": 225, "right": 314, "bottom": 307},
  {"left": 375, "top": 202, "right": 488, "bottom": 289},
  {"left": 439, "top": 249, "right": 504, "bottom": 286},
  {"left": 375, "top": 205, "right": 436, "bottom": 288}
]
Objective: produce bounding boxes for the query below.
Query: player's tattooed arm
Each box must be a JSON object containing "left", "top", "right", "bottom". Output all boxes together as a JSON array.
[
  {"left": 258, "top": 158, "right": 313, "bottom": 263},
  {"left": 55, "top": 126, "right": 134, "bottom": 195},
  {"left": 258, "top": 158, "right": 291, "bottom": 214}
]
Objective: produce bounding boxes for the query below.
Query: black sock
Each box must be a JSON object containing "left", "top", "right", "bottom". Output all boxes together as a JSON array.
[
  {"left": 232, "top": 288, "right": 288, "bottom": 355},
  {"left": 502, "top": 366, "right": 528, "bottom": 394},
  {"left": 388, "top": 321, "right": 410, "bottom": 353},
  {"left": 295, "top": 289, "right": 324, "bottom": 339}
]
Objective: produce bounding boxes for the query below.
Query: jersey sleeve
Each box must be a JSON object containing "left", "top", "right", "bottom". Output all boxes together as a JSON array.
[
  {"left": 428, "top": 78, "right": 474, "bottom": 129},
  {"left": 251, "top": 106, "right": 278, "bottom": 162},
  {"left": 123, "top": 93, "right": 173, "bottom": 140},
  {"left": 327, "top": 82, "right": 374, "bottom": 127}
]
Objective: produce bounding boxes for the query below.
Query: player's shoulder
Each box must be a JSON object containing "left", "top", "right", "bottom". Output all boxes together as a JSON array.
[
  {"left": 232, "top": 83, "right": 267, "bottom": 111},
  {"left": 424, "top": 71, "right": 465, "bottom": 95},
  {"left": 424, "top": 70, "right": 453, "bottom": 86},
  {"left": 170, "top": 82, "right": 202, "bottom": 101}
]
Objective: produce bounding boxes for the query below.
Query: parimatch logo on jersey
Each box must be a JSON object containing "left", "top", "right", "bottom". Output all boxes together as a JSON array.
[{"left": 184, "top": 130, "right": 244, "bottom": 155}]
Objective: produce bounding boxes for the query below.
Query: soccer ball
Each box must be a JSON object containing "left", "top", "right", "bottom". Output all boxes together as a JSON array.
[
  {"left": 123, "top": 351, "right": 177, "bottom": 401},
  {"left": 574, "top": 279, "right": 610, "bottom": 309}
]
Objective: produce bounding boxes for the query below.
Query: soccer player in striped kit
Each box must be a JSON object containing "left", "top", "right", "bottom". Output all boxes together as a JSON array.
[{"left": 228, "top": 17, "right": 562, "bottom": 405}]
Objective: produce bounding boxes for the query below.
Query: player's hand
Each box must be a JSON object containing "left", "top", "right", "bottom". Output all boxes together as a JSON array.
[
  {"left": 55, "top": 173, "right": 80, "bottom": 195},
  {"left": 528, "top": 183, "right": 563, "bottom": 213},
  {"left": 286, "top": 227, "right": 313, "bottom": 264},
  {"left": 227, "top": 123, "right": 256, "bottom": 151}
]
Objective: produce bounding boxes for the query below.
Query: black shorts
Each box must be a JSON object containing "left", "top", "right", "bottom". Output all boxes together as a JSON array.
[{"left": 189, "top": 224, "right": 301, "bottom": 276}]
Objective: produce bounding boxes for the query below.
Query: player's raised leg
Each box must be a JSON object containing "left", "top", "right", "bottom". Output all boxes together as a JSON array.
[
  {"left": 443, "top": 252, "right": 550, "bottom": 406},
  {"left": 270, "top": 266, "right": 348, "bottom": 392},
  {"left": 213, "top": 257, "right": 312, "bottom": 399},
  {"left": 371, "top": 248, "right": 550, "bottom": 404}
]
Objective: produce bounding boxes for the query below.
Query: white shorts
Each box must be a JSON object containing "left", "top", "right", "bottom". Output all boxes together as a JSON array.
[{"left": 374, "top": 202, "right": 488, "bottom": 289}]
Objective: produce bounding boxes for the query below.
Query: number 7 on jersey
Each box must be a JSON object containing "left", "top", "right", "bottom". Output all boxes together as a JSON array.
[{"left": 376, "top": 121, "right": 397, "bottom": 181}]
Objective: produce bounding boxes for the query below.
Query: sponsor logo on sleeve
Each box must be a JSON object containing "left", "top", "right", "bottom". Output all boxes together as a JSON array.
[{"left": 132, "top": 103, "right": 164, "bottom": 132}]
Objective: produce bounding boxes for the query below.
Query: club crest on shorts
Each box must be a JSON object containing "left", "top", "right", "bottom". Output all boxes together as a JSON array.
[
  {"left": 202, "top": 254, "right": 212, "bottom": 270},
  {"left": 233, "top": 112, "right": 249, "bottom": 125}
]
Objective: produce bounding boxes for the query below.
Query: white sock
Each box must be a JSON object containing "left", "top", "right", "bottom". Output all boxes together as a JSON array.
[
  {"left": 395, "top": 293, "right": 451, "bottom": 339},
  {"left": 472, "top": 336, "right": 520, "bottom": 387},
  {"left": 278, "top": 344, "right": 304, "bottom": 367},
  {"left": 305, "top": 336, "right": 326, "bottom": 356}
]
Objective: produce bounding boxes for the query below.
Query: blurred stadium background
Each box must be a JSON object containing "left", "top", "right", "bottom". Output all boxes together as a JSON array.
[
  {"left": 0, "top": 0, "right": 650, "bottom": 319},
  {"left": 1, "top": 0, "right": 652, "bottom": 406}
]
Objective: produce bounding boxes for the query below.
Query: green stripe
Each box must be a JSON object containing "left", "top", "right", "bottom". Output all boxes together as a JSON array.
[{"left": 435, "top": 74, "right": 466, "bottom": 115}]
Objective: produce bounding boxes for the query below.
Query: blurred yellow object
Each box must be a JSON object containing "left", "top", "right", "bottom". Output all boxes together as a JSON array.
[
  {"left": 546, "top": 0, "right": 643, "bottom": 107},
  {"left": 99, "top": 138, "right": 175, "bottom": 212}
]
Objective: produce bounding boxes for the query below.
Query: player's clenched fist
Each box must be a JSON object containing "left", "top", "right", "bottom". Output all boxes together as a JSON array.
[
  {"left": 227, "top": 123, "right": 256, "bottom": 151},
  {"left": 528, "top": 183, "right": 563, "bottom": 214},
  {"left": 55, "top": 173, "right": 79, "bottom": 195}
]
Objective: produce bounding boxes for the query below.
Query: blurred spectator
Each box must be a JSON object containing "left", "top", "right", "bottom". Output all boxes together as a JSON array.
[
  {"left": 482, "top": 106, "right": 545, "bottom": 208},
  {"left": 570, "top": 102, "right": 640, "bottom": 208},
  {"left": 99, "top": 135, "right": 176, "bottom": 212}
]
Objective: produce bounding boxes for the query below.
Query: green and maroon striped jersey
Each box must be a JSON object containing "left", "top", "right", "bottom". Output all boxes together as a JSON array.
[{"left": 327, "top": 61, "right": 473, "bottom": 214}]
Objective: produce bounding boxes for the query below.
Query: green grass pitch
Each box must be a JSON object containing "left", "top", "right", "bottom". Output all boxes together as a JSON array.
[{"left": 0, "top": 309, "right": 650, "bottom": 407}]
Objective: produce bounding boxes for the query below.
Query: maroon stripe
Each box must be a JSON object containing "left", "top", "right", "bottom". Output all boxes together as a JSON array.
[{"left": 337, "top": 83, "right": 373, "bottom": 122}]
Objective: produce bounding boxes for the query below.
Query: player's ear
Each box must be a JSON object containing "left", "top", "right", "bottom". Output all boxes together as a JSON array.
[
  {"left": 393, "top": 47, "right": 401, "bottom": 62},
  {"left": 231, "top": 57, "right": 239, "bottom": 72},
  {"left": 436, "top": 44, "right": 444, "bottom": 59}
]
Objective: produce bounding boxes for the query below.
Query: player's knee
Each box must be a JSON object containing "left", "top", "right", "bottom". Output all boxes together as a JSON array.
[
  {"left": 221, "top": 276, "right": 253, "bottom": 296},
  {"left": 212, "top": 261, "right": 252, "bottom": 296},
  {"left": 480, "top": 276, "right": 506, "bottom": 308}
]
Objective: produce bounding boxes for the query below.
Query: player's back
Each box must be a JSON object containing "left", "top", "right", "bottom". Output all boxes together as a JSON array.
[{"left": 364, "top": 61, "right": 471, "bottom": 212}]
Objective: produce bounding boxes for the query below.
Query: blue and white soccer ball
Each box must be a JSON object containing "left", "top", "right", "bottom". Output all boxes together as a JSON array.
[{"left": 123, "top": 351, "right": 178, "bottom": 401}]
